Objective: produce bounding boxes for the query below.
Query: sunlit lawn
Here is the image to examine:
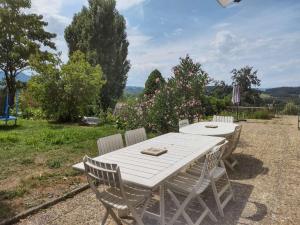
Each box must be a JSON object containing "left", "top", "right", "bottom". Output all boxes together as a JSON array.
[{"left": 0, "top": 119, "right": 120, "bottom": 220}]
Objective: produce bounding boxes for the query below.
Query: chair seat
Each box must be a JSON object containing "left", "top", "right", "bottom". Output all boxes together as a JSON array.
[
  {"left": 167, "top": 172, "right": 210, "bottom": 195},
  {"left": 100, "top": 185, "right": 151, "bottom": 210},
  {"left": 187, "top": 163, "right": 226, "bottom": 179}
]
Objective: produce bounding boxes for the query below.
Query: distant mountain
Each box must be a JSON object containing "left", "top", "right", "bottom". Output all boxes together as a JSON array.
[
  {"left": 124, "top": 86, "right": 144, "bottom": 95},
  {"left": 0, "top": 71, "right": 31, "bottom": 82},
  {"left": 265, "top": 87, "right": 300, "bottom": 98}
]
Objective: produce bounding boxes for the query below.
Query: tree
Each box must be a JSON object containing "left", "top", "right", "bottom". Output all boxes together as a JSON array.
[
  {"left": 28, "top": 51, "right": 105, "bottom": 122},
  {"left": 169, "top": 55, "right": 210, "bottom": 122},
  {"left": 144, "top": 69, "right": 165, "bottom": 96},
  {"left": 231, "top": 66, "right": 261, "bottom": 105},
  {"left": 0, "top": 0, "right": 56, "bottom": 106},
  {"left": 65, "top": 0, "right": 130, "bottom": 110}
]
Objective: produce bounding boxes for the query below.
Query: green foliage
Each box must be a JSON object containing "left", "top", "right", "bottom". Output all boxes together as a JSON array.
[
  {"left": 282, "top": 102, "right": 299, "bottom": 115},
  {"left": 203, "top": 96, "right": 230, "bottom": 116},
  {"left": 144, "top": 69, "right": 165, "bottom": 96},
  {"left": 28, "top": 51, "right": 105, "bottom": 122},
  {"left": 252, "top": 110, "right": 273, "bottom": 120},
  {"left": 231, "top": 66, "right": 261, "bottom": 106},
  {"left": 46, "top": 159, "right": 62, "bottom": 169},
  {"left": 0, "top": 0, "right": 56, "bottom": 106},
  {"left": 137, "top": 55, "right": 210, "bottom": 133},
  {"left": 65, "top": 0, "right": 130, "bottom": 110},
  {"left": 0, "top": 188, "right": 27, "bottom": 200}
]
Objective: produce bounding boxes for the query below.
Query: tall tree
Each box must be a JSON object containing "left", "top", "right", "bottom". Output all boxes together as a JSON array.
[
  {"left": 0, "top": 0, "right": 56, "bottom": 106},
  {"left": 231, "top": 66, "right": 261, "bottom": 105},
  {"left": 144, "top": 69, "right": 165, "bottom": 96},
  {"left": 65, "top": 0, "right": 130, "bottom": 110}
]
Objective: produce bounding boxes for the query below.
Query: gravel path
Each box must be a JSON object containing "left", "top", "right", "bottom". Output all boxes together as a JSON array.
[{"left": 16, "top": 116, "right": 300, "bottom": 225}]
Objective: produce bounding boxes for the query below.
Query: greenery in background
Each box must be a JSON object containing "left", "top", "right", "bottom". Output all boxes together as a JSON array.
[
  {"left": 28, "top": 51, "right": 104, "bottom": 122},
  {"left": 144, "top": 69, "right": 166, "bottom": 96},
  {"left": 65, "top": 0, "right": 130, "bottom": 110},
  {"left": 282, "top": 102, "right": 299, "bottom": 115},
  {"left": 231, "top": 66, "right": 262, "bottom": 106},
  {"left": 0, "top": 0, "right": 56, "bottom": 106}
]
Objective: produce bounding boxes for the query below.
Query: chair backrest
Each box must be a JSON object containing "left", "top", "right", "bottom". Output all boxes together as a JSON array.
[
  {"left": 205, "top": 141, "right": 228, "bottom": 177},
  {"left": 83, "top": 156, "right": 126, "bottom": 201},
  {"left": 222, "top": 125, "right": 242, "bottom": 159},
  {"left": 178, "top": 119, "right": 189, "bottom": 128},
  {"left": 125, "top": 127, "right": 147, "bottom": 146},
  {"left": 231, "top": 125, "right": 242, "bottom": 151},
  {"left": 212, "top": 115, "right": 234, "bottom": 123},
  {"left": 97, "top": 133, "right": 124, "bottom": 155}
]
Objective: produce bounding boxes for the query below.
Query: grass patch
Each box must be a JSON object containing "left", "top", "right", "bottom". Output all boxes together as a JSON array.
[
  {"left": 0, "top": 187, "right": 27, "bottom": 200},
  {"left": 0, "top": 119, "right": 121, "bottom": 220}
]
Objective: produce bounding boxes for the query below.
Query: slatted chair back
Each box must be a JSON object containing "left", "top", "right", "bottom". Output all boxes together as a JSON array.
[
  {"left": 212, "top": 115, "right": 234, "bottom": 123},
  {"left": 205, "top": 141, "right": 228, "bottom": 177},
  {"left": 178, "top": 119, "right": 189, "bottom": 128},
  {"left": 222, "top": 125, "right": 242, "bottom": 159},
  {"left": 83, "top": 156, "right": 125, "bottom": 198},
  {"left": 97, "top": 133, "right": 124, "bottom": 155},
  {"left": 125, "top": 127, "right": 147, "bottom": 146}
]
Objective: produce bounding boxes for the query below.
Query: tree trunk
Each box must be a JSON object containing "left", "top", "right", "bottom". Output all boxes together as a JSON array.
[{"left": 4, "top": 71, "right": 16, "bottom": 107}]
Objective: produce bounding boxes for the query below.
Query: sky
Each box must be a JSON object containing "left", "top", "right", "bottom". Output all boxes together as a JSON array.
[{"left": 30, "top": 0, "right": 300, "bottom": 88}]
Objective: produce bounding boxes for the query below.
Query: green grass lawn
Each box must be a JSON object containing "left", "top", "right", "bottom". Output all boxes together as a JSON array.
[{"left": 0, "top": 119, "right": 121, "bottom": 220}]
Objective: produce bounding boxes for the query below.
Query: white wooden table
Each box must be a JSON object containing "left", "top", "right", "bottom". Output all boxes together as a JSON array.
[
  {"left": 179, "top": 121, "right": 238, "bottom": 137},
  {"left": 73, "top": 132, "right": 224, "bottom": 224}
]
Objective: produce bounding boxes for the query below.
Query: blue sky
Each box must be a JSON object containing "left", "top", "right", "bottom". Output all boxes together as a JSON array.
[{"left": 30, "top": 0, "right": 300, "bottom": 88}]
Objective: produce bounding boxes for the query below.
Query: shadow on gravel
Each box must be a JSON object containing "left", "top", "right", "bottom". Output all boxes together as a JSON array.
[
  {"left": 229, "top": 153, "right": 269, "bottom": 180},
  {"left": 144, "top": 182, "right": 266, "bottom": 225}
]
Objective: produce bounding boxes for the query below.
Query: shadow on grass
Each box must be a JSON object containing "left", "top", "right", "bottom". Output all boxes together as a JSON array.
[
  {"left": 0, "top": 124, "right": 21, "bottom": 131},
  {"left": 229, "top": 153, "right": 269, "bottom": 180},
  {"left": 0, "top": 199, "right": 17, "bottom": 222},
  {"left": 144, "top": 181, "right": 267, "bottom": 225}
]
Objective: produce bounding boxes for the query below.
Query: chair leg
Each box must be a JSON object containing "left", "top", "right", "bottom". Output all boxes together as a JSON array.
[
  {"left": 196, "top": 196, "right": 217, "bottom": 222},
  {"left": 100, "top": 208, "right": 109, "bottom": 225},
  {"left": 168, "top": 190, "right": 194, "bottom": 225},
  {"left": 108, "top": 208, "right": 123, "bottom": 225},
  {"left": 224, "top": 170, "right": 235, "bottom": 201},
  {"left": 210, "top": 178, "right": 224, "bottom": 217},
  {"left": 224, "top": 159, "right": 235, "bottom": 171},
  {"left": 130, "top": 208, "right": 145, "bottom": 225}
]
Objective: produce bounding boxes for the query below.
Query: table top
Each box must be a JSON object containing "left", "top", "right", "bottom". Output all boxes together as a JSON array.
[
  {"left": 73, "top": 132, "right": 224, "bottom": 189},
  {"left": 179, "top": 121, "right": 238, "bottom": 137}
]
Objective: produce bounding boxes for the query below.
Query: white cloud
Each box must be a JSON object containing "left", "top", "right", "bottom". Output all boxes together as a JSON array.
[{"left": 116, "top": 0, "right": 145, "bottom": 11}]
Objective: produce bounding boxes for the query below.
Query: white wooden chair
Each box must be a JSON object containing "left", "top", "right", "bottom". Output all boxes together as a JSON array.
[
  {"left": 83, "top": 156, "right": 152, "bottom": 225},
  {"left": 178, "top": 119, "right": 189, "bottom": 128},
  {"left": 125, "top": 128, "right": 147, "bottom": 146},
  {"left": 222, "top": 125, "right": 242, "bottom": 171},
  {"left": 97, "top": 134, "right": 124, "bottom": 155},
  {"left": 186, "top": 141, "right": 234, "bottom": 217},
  {"left": 212, "top": 115, "right": 234, "bottom": 123},
  {"left": 166, "top": 156, "right": 218, "bottom": 225}
]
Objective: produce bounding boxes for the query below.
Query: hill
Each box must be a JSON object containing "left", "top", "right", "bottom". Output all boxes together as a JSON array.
[
  {"left": 124, "top": 86, "right": 144, "bottom": 95},
  {"left": 265, "top": 87, "right": 300, "bottom": 98},
  {"left": 0, "top": 71, "right": 31, "bottom": 82}
]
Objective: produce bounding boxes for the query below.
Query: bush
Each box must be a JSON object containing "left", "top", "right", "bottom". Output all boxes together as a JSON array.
[
  {"left": 28, "top": 51, "right": 105, "bottom": 122},
  {"left": 282, "top": 102, "right": 299, "bottom": 115},
  {"left": 252, "top": 110, "right": 273, "bottom": 120}
]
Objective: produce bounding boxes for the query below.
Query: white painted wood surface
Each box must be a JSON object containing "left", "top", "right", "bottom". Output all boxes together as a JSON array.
[
  {"left": 73, "top": 133, "right": 225, "bottom": 189},
  {"left": 97, "top": 133, "right": 124, "bottom": 155},
  {"left": 212, "top": 115, "right": 234, "bottom": 123},
  {"left": 125, "top": 127, "right": 147, "bottom": 146},
  {"left": 179, "top": 121, "right": 238, "bottom": 137}
]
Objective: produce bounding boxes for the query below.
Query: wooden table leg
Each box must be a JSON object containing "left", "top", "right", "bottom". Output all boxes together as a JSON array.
[{"left": 160, "top": 184, "right": 165, "bottom": 225}]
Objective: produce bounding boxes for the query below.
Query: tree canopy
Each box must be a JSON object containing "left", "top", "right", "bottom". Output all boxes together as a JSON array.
[
  {"left": 0, "top": 0, "right": 56, "bottom": 106},
  {"left": 65, "top": 0, "right": 130, "bottom": 110},
  {"left": 144, "top": 69, "right": 165, "bottom": 96},
  {"left": 28, "top": 51, "right": 105, "bottom": 122},
  {"left": 231, "top": 66, "right": 261, "bottom": 105}
]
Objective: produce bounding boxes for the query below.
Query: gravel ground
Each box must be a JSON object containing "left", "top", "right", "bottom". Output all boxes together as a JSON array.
[{"left": 16, "top": 116, "right": 300, "bottom": 225}]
